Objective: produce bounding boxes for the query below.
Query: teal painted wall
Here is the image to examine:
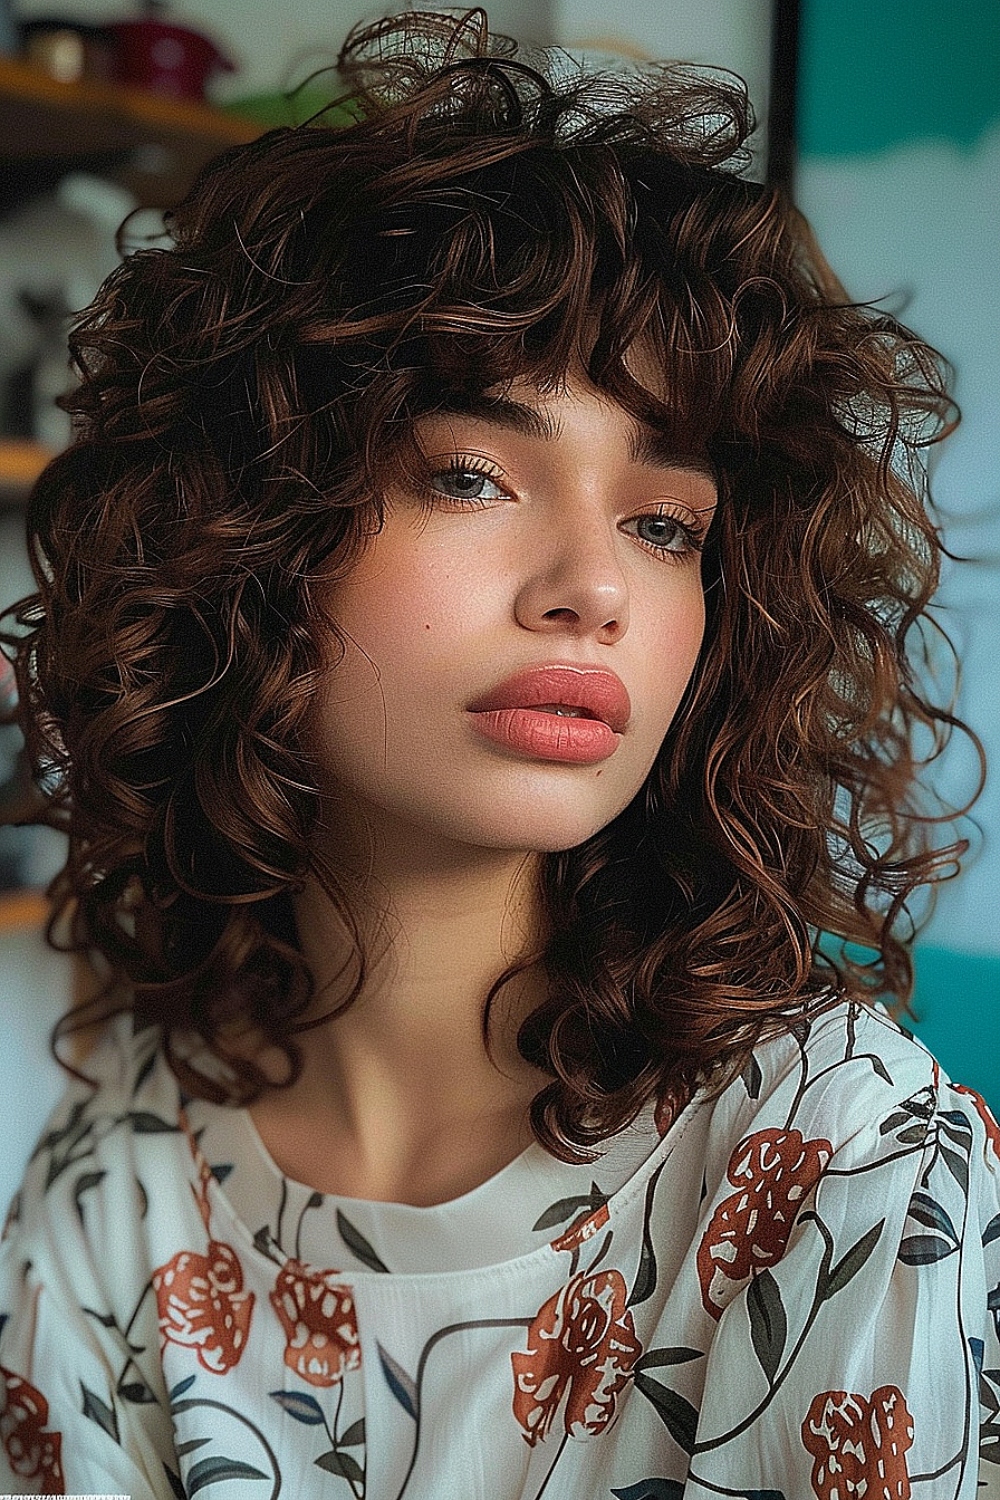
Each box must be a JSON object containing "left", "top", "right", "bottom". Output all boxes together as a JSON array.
[
  {"left": 799, "top": 0, "right": 1000, "bottom": 155},
  {"left": 911, "top": 947, "right": 1000, "bottom": 1104}
]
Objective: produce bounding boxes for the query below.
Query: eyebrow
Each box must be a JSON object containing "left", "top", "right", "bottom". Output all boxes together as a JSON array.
[{"left": 433, "top": 395, "right": 717, "bottom": 484}]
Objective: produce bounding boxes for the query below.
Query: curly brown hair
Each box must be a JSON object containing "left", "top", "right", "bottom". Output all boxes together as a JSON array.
[{"left": 1, "top": 9, "right": 980, "bottom": 1158}]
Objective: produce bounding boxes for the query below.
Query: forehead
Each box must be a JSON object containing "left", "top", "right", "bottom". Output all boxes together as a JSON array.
[
  {"left": 426, "top": 366, "right": 718, "bottom": 487},
  {"left": 393, "top": 301, "right": 731, "bottom": 496}
]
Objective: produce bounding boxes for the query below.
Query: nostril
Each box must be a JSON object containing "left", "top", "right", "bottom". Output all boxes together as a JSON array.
[{"left": 542, "top": 608, "right": 580, "bottom": 623}]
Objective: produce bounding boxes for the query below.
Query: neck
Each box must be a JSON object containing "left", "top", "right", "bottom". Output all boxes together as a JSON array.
[
  {"left": 248, "top": 812, "right": 554, "bottom": 1203},
  {"left": 301, "top": 833, "right": 546, "bottom": 1083}
]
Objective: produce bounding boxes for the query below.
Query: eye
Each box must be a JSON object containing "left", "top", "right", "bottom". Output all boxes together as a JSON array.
[
  {"left": 623, "top": 510, "right": 704, "bottom": 558},
  {"left": 428, "top": 457, "right": 508, "bottom": 505}
]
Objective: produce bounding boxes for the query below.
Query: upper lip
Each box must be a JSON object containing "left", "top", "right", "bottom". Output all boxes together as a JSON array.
[{"left": 467, "top": 665, "right": 631, "bottom": 733}]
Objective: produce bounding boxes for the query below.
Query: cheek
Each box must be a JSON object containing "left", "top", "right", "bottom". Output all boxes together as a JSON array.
[
  {"left": 626, "top": 592, "right": 706, "bottom": 761},
  {"left": 329, "top": 556, "right": 441, "bottom": 663},
  {"left": 335, "top": 534, "right": 476, "bottom": 633},
  {"left": 333, "top": 537, "right": 505, "bottom": 666},
  {"left": 646, "top": 580, "right": 707, "bottom": 696},
  {"left": 320, "top": 549, "right": 496, "bottom": 722}
]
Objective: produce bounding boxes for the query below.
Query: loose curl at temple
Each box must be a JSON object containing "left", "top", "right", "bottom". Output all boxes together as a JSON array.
[{"left": 1, "top": 9, "right": 981, "bottom": 1159}]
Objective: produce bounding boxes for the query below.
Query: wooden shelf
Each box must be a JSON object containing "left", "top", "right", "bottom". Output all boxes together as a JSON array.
[
  {"left": 0, "top": 65, "right": 265, "bottom": 931},
  {"left": 0, "top": 54, "right": 259, "bottom": 207},
  {"left": 0, "top": 887, "right": 50, "bottom": 932},
  {"left": 0, "top": 65, "right": 261, "bottom": 487},
  {"left": 0, "top": 438, "right": 55, "bottom": 499}
]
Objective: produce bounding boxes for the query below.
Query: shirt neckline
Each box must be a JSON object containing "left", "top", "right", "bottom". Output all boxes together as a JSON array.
[{"left": 182, "top": 1075, "right": 688, "bottom": 1277}]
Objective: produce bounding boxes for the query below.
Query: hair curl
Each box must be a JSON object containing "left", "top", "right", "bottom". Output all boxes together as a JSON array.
[{"left": 1, "top": 8, "right": 981, "bottom": 1159}]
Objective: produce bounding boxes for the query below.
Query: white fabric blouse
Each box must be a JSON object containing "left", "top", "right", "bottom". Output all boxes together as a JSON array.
[{"left": 1, "top": 998, "right": 999, "bottom": 1498}]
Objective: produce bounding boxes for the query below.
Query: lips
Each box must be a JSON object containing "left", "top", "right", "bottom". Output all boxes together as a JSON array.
[{"left": 467, "top": 665, "right": 631, "bottom": 765}]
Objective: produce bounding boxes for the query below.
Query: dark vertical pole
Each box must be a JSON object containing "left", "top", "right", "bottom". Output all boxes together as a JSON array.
[{"left": 767, "top": 0, "right": 801, "bottom": 192}]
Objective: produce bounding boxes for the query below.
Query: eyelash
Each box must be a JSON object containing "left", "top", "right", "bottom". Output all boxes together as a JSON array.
[
  {"left": 626, "top": 511, "right": 706, "bottom": 560},
  {"left": 427, "top": 455, "right": 508, "bottom": 504},
  {"left": 424, "top": 455, "right": 707, "bottom": 561}
]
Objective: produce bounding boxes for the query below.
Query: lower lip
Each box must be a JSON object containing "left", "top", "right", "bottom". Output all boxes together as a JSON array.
[{"left": 469, "top": 708, "right": 620, "bottom": 765}]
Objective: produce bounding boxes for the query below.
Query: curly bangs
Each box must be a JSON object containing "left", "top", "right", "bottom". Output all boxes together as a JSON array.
[{"left": 2, "top": 8, "right": 977, "bottom": 1156}]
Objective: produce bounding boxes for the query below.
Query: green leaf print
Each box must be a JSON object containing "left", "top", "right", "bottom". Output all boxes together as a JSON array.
[
  {"left": 316, "top": 1449, "right": 366, "bottom": 1482},
  {"left": 898, "top": 1234, "right": 958, "bottom": 1265},
  {"left": 740, "top": 1052, "right": 763, "bottom": 1100},
  {"left": 81, "top": 1382, "right": 120, "bottom": 1443},
  {"left": 186, "top": 1455, "right": 269, "bottom": 1492},
  {"left": 628, "top": 1160, "right": 667, "bottom": 1308},
  {"left": 747, "top": 1269, "right": 786, "bottom": 1384},
  {"left": 532, "top": 1194, "right": 601, "bottom": 1232},
  {"left": 634, "top": 1347, "right": 703, "bottom": 1372},
  {"left": 611, "top": 1481, "right": 685, "bottom": 1499},
  {"left": 632, "top": 1372, "right": 698, "bottom": 1454},
  {"left": 820, "top": 1218, "right": 885, "bottom": 1301},
  {"left": 163, "top": 1465, "right": 188, "bottom": 1499},
  {"left": 126, "top": 1110, "right": 182, "bottom": 1133},
  {"left": 118, "top": 1380, "right": 157, "bottom": 1404},
  {"left": 378, "top": 1342, "right": 419, "bottom": 1420},
  {"left": 269, "top": 1388, "right": 326, "bottom": 1424},
  {"left": 905, "top": 1191, "right": 957, "bottom": 1241},
  {"left": 338, "top": 1209, "right": 391, "bottom": 1273},
  {"left": 73, "top": 1169, "right": 106, "bottom": 1223}
]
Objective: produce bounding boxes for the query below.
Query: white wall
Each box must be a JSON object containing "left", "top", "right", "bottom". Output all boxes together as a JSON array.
[
  {"left": 554, "top": 0, "right": 771, "bottom": 144},
  {"left": 796, "top": 128, "right": 1000, "bottom": 955}
]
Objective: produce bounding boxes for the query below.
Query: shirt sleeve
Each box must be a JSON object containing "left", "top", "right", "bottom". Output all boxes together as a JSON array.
[
  {"left": 0, "top": 1075, "right": 181, "bottom": 1498},
  {"left": 687, "top": 1048, "right": 1000, "bottom": 1499},
  {"left": 0, "top": 1251, "right": 176, "bottom": 1497}
]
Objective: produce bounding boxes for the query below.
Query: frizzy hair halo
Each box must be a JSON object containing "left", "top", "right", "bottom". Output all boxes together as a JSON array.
[{"left": 1, "top": 9, "right": 980, "bottom": 1158}]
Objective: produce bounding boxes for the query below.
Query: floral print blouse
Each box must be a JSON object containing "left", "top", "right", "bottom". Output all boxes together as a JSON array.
[{"left": 1, "top": 999, "right": 999, "bottom": 1498}]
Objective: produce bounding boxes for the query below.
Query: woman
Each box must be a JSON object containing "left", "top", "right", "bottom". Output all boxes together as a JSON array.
[{"left": 1, "top": 10, "right": 997, "bottom": 1497}]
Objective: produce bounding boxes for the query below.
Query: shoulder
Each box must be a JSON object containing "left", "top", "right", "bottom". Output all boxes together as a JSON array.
[
  {"left": 703, "top": 997, "right": 947, "bottom": 1158},
  {"left": 654, "top": 1021, "right": 1000, "bottom": 1497},
  {"left": 0, "top": 1020, "right": 190, "bottom": 1492},
  {"left": 763, "top": 995, "right": 938, "bottom": 1097},
  {"left": 691, "top": 995, "right": 1000, "bottom": 1301},
  {"left": 1, "top": 1017, "right": 193, "bottom": 1310},
  {"left": 695, "top": 996, "right": 1000, "bottom": 1263},
  {"left": 687, "top": 997, "right": 1000, "bottom": 1338}
]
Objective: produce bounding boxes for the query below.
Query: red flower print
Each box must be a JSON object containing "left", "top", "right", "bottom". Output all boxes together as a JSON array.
[
  {"left": 153, "top": 1238, "right": 254, "bottom": 1374},
  {"left": 551, "top": 1203, "right": 610, "bottom": 1254},
  {"left": 954, "top": 1083, "right": 1000, "bottom": 1163},
  {"left": 270, "top": 1260, "right": 361, "bottom": 1388},
  {"left": 697, "top": 1127, "right": 831, "bottom": 1320},
  {"left": 512, "top": 1268, "right": 642, "bottom": 1446},
  {"left": 1, "top": 1366, "right": 64, "bottom": 1494},
  {"left": 802, "top": 1385, "right": 914, "bottom": 1499}
]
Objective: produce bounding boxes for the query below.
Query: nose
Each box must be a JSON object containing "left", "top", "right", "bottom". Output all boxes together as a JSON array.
[{"left": 513, "top": 515, "right": 629, "bottom": 643}]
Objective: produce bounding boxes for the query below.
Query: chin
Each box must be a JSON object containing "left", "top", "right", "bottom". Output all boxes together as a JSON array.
[{"left": 439, "top": 800, "right": 626, "bottom": 856}]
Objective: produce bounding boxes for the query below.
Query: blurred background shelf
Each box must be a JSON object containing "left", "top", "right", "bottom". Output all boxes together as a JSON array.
[
  {"left": 0, "top": 886, "right": 50, "bottom": 931},
  {"left": 0, "top": 53, "right": 259, "bottom": 207},
  {"left": 0, "top": 437, "right": 54, "bottom": 500}
]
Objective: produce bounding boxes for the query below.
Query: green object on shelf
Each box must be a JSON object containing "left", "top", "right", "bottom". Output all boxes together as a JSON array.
[{"left": 222, "top": 89, "right": 362, "bottom": 131}]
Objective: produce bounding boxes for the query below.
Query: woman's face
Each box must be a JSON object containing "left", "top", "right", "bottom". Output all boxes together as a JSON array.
[{"left": 309, "top": 373, "right": 717, "bottom": 859}]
